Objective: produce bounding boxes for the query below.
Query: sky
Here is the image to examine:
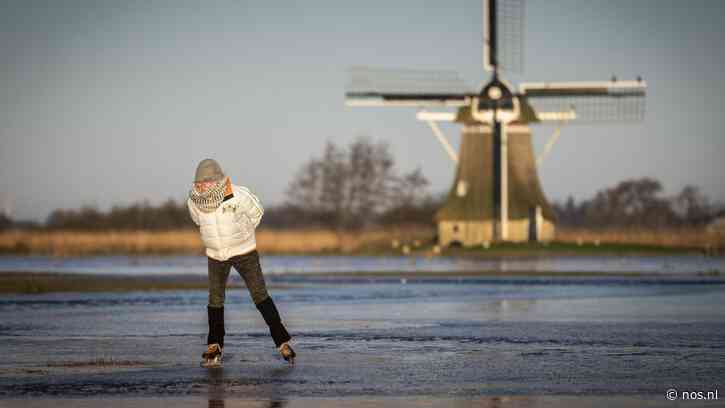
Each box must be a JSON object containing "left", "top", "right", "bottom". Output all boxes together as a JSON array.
[{"left": 1, "top": 0, "right": 724, "bottom": 221}]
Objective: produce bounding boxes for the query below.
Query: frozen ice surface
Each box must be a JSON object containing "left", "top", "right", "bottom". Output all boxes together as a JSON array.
[{"left": 1, "top": 255, "right": 724, "bottom": 405}]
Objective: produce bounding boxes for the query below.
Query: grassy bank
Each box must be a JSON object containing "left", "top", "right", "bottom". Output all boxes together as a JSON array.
[
  {"left": 2, "top": 269, "right": 722, "bottom": 294},
  {"left": 0, "top": 272, "right": 209, "bottom": 293},
  {"left": 0, "top": 272, "right": 303, "bottom": 294},
  {"left": 0, "top": 226, "right": 721, "bottom": 257},
  {"left": 437, "top": 240, "right": 709, "bottom": 258}
]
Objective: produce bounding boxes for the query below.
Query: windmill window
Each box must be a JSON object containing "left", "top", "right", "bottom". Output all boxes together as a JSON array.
[
  {"left": 457, "top": 180, "right": 468, "bottom": 197},
  {"left": 452, "top": 224, "right": 459, "bottom": 233}
]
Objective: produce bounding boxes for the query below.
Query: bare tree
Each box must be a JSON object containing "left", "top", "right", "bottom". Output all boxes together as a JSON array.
[
  {"left": 673, "top": 185, "right": 711, "bottom": 225},
  {"left": 319, "top": 142, "right": 348, "bottom": 228},
  {"left": 285, "top": 137, "right": 410, "bottom": 230},
  {"left": 553, "top": 178, "right": 718, "bottom": 228},
  {"left": 345, "top": 137, "right": 396, "bottom": 227}
]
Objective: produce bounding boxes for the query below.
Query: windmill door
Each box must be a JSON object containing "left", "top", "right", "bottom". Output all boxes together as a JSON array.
[{"left": 528, "top": 206, "right": 538, "bottom": 242}]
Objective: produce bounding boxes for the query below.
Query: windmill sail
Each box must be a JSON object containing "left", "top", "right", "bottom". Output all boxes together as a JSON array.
[
  {"left": 345, "top": 66, "right": 472, "bottom": 107},
  {"left": 520, "top": 80, "right": 646, "bottom": 122},
  {"left": 484, "top": 0, "right": 525, "bottom": 73}
]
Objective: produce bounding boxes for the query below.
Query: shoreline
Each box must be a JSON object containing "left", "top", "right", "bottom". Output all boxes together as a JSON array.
[
  {"left": 0, "top": 271, "right": 307, "bottom": 294},
  {"left": 0, "top": 242, "right": 716, "bottom": 258},
  {"left": 1, "top": 269, "right": 722, "bottom": 294}
]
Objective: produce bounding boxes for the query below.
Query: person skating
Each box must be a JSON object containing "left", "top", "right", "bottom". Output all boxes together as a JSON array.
[{"left": 187, "top": 159, "right": 295, "bottom": 367}]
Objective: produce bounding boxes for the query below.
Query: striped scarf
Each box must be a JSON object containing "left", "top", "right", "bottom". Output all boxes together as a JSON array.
[{"left": 189, "top": 179, "right": 226, "bottom": 213}]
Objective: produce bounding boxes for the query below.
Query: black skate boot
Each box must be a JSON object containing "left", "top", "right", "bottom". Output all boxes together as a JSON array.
[
  {"left": 256, "top": 297, "right": 295, "bottom": 365},
  {"left": 278, "top": 342, "right": 296, "bottom": 365},
  {"left": 203, "top": 306, "right": 225, "bottom": 367},
  {"left": 202, "top": 343, "right": 223, "bottom": 367}
]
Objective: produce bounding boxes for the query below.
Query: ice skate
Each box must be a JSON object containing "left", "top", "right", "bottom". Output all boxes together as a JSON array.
[
  {"left": 279, "top": 342, "right": 296, "bottom": 365},
  {"left": 201, "top": 343, "right": 223, "bottom": 368}
]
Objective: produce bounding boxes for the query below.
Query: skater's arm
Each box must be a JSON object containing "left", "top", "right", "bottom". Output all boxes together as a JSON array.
[
  {"left": 187, "top": 198, "right": 200, "bottom": 226},
  {"left": 235, "top": 186, "right": 264, "bottom": 228}
]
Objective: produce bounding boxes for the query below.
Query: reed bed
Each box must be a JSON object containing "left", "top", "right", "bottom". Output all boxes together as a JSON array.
[
  {"left": 0, "top": 230, "right": 203, "bottom": 256},
  {"left": 0, "top": 226, "right": 435, "bottom": 256},
  {"left": 0, "top": 225, "right": 719, "bottom": 257},
  {"left": 556, "top": 226, "right": 722, "bottom": 250}
]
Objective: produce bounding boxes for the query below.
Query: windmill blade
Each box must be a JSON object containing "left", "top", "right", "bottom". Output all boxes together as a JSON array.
[
  {"left": 484, "top": 0, "right": 525, "bottom": 73},
  {"left": 345, "top": 66, "right": 472, "bottom": 107},
  {"left": 519, "top": 80, "right": 647, "bottom": 122}
]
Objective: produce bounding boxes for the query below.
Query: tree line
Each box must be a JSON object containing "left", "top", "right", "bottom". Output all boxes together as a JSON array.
[
  {"left": 277, "top": 137, "right": 436, "bottom": 229},
  {"left": 0, "top": 137, "right": 437, "bottom": 231},
  {"left": 553, "top": 178, "right": 720, "bottom": 229},
  {"left": 0, "top": 138, "right": 722, "bottom": 231}
]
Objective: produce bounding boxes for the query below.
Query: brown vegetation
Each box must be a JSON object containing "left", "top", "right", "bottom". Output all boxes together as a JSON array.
[
  {"left": 0, "top": 230, "right": 203, "bottom": 256},
  {"left": 556, "top": 226, "right": 721, "bottom": 249},
  {"left": 0, "top": 226, "right": 435, "bottom": 256},
  {"left": 0, "top": 224, "right": 720, "bottom": 257}
]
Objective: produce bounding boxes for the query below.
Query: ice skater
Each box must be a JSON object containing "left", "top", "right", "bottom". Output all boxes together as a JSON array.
[{"left": 187, "top": 158, "right": 295, "bottom": 367}]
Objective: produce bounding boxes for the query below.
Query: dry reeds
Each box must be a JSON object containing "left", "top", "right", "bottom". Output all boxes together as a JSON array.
[
  {"left": 0, "top": 226, "right": 435, "bottom": 256},
  {"left": 0, "top": 230, "right": 203, "bottom": 256},
  {"left": 0, "top": 225, "right": 719, "bottom": 257},
  {"left": 556, "top": 226, "right": 721, "bottom": 249}
]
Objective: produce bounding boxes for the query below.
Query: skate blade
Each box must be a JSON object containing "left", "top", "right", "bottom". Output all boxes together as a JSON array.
[{"left": 201, "top": 358, "right": 223, "bottom": 368}]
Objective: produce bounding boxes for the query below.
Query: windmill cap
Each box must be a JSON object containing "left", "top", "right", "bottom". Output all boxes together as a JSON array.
[{"left": 194, "top": 159, "right": 225, "bottom": 183}]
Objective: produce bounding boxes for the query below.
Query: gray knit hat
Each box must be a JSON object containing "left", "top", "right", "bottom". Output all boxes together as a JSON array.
[{"left": 194, "top": 159, "right": 225, "bottom": 183}]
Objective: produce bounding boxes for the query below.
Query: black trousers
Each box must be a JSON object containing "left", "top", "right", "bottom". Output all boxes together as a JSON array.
[{"left": 206, "top": 250, "right": 291, "bottom": 348}]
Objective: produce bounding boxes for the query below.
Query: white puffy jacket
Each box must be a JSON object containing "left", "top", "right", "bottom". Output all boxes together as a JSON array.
[{"left": 187, "top": 184, "right": 264, "bottom": 261}]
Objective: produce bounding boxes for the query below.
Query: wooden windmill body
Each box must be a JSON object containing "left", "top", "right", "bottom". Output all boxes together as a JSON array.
[
  {"left": 346, "top": 0, "right": 646, "bottom": 246},
  {"left": 435, "top": 119, "right": 555, "bottom": 245}
]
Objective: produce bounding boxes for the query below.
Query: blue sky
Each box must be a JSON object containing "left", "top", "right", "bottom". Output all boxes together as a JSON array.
[{"left": 1, "top": 0, "right": 723, "bottom": 221}]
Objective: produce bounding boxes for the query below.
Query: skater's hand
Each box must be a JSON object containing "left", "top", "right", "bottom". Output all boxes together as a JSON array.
[{"left": 236, "top": 187, "right": 263, "bottom": 228}]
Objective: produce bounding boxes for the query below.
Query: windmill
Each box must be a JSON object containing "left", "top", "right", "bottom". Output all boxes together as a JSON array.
[{"left": 345, "top": 0, "right": 646, "bottom": 246}]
